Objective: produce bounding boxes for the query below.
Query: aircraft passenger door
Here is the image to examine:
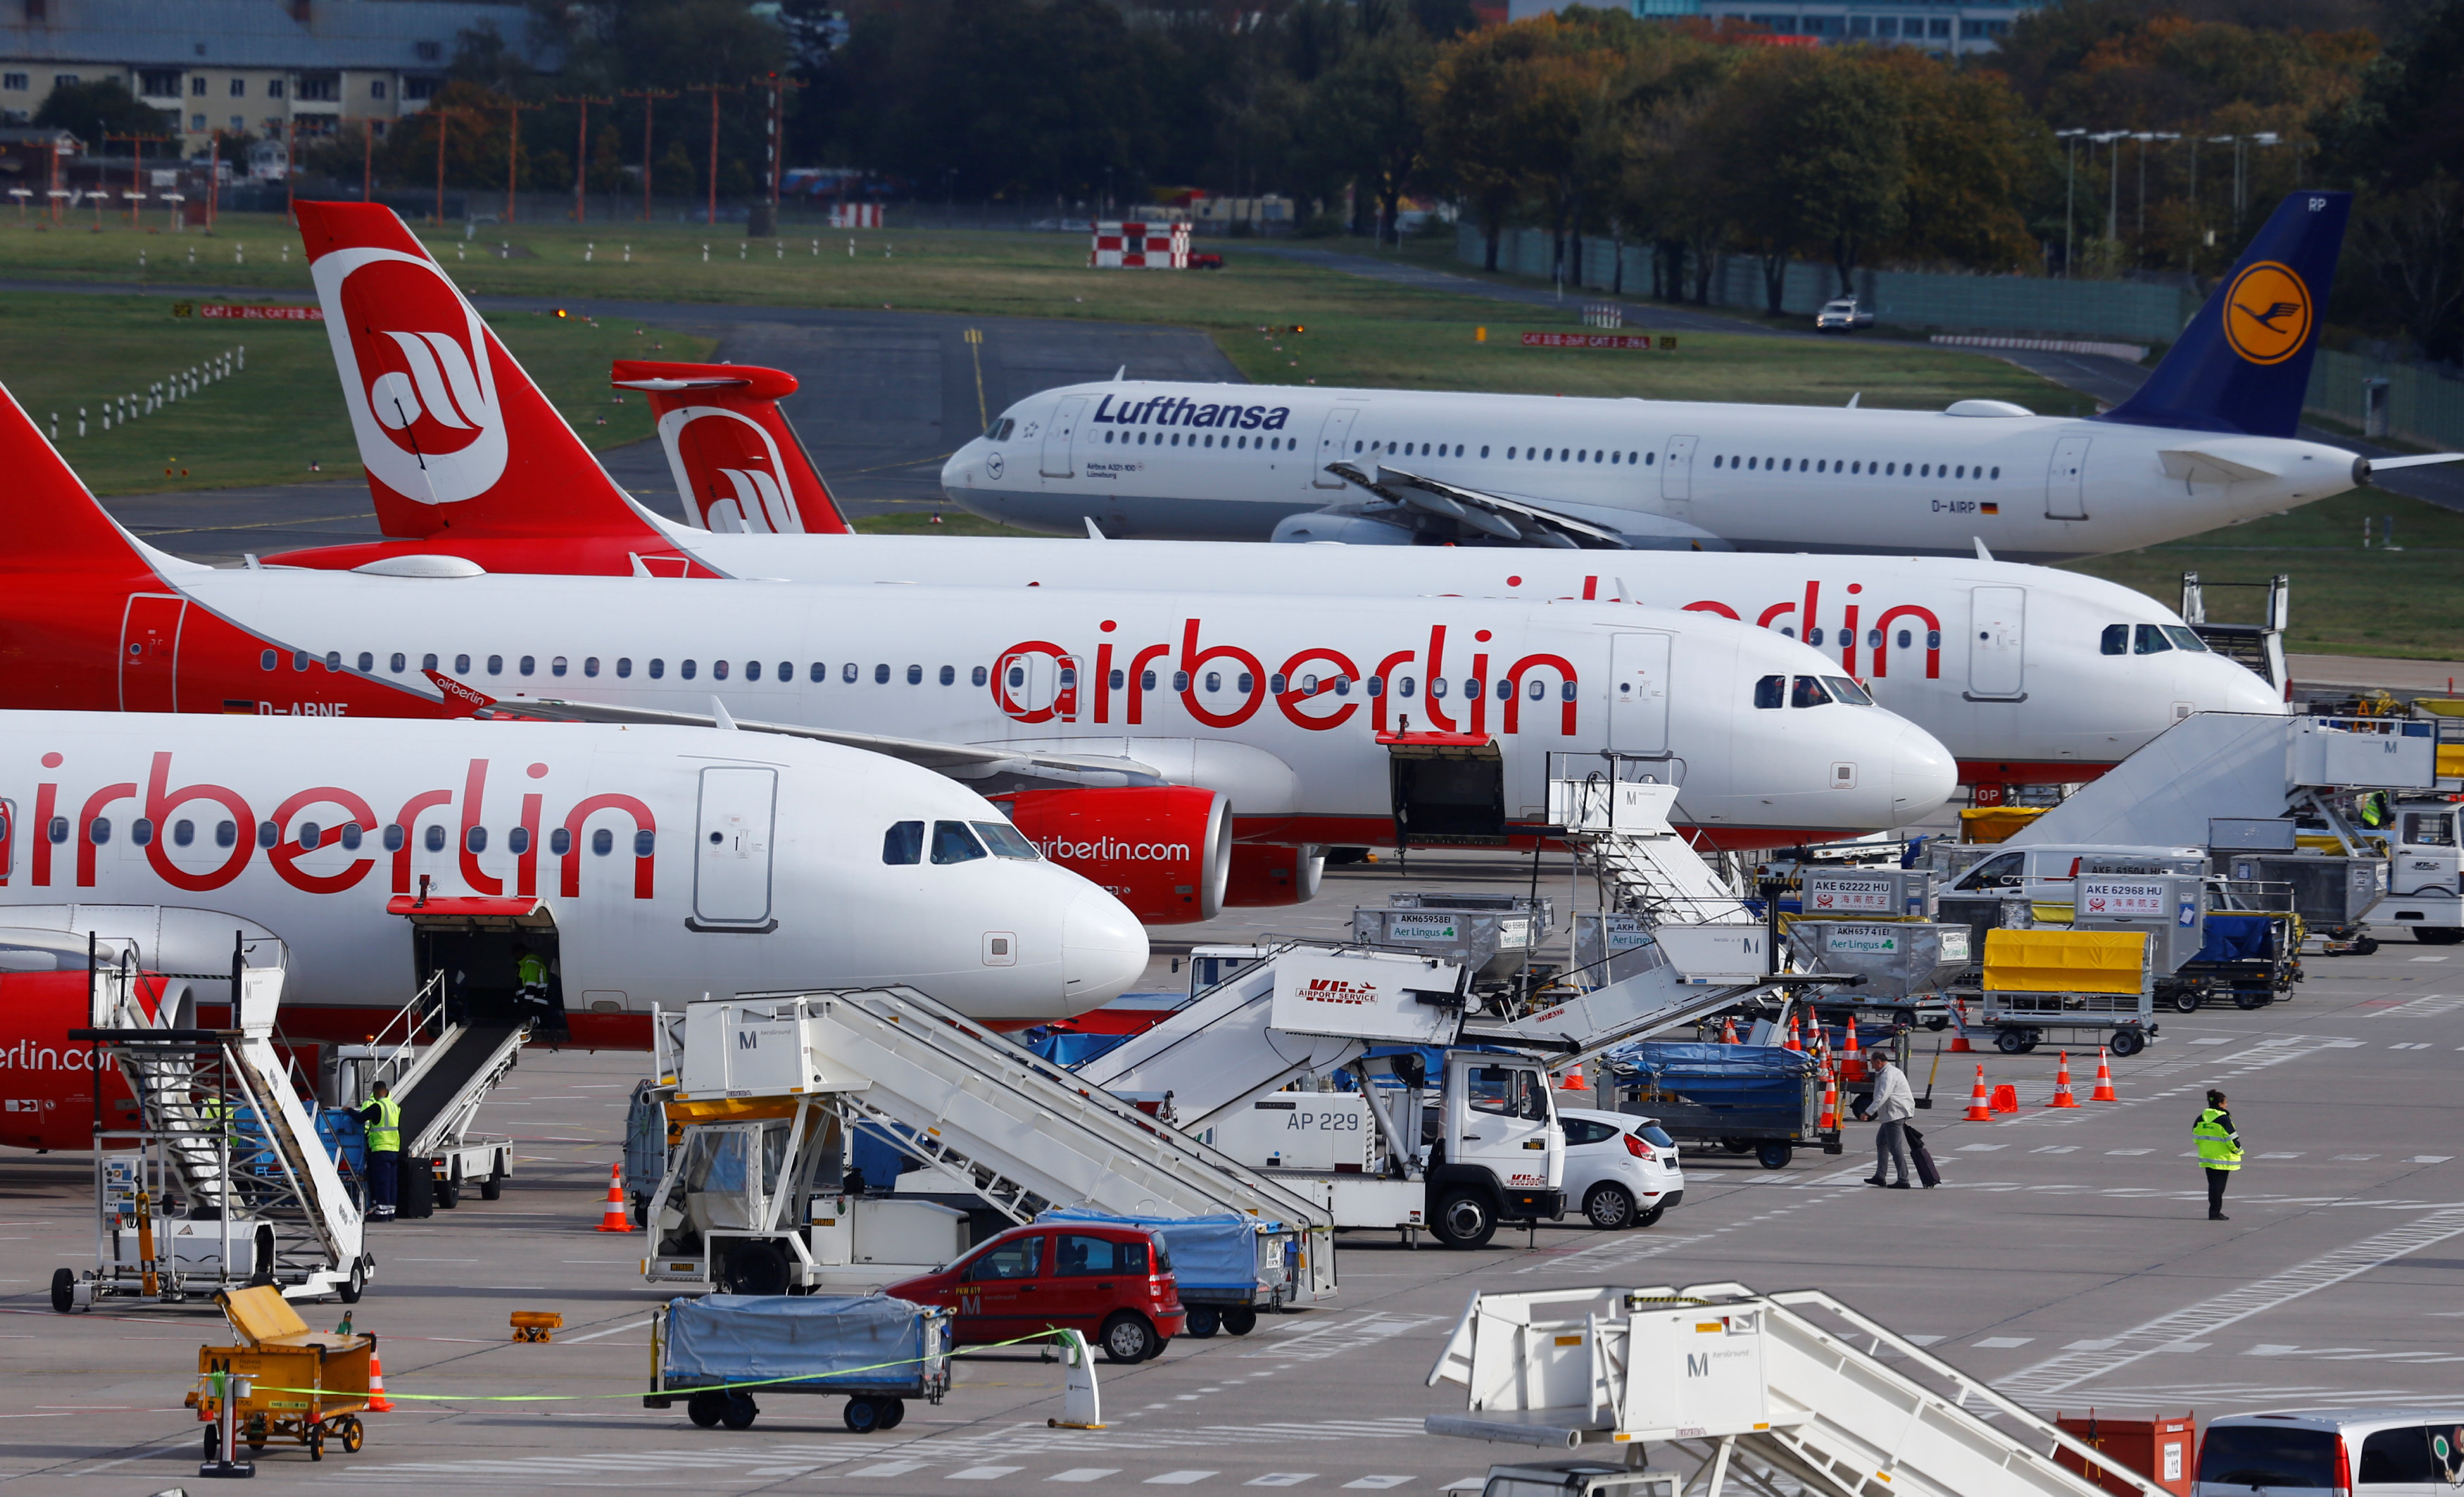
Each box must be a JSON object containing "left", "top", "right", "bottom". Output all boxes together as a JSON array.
[
  {"left": 1608, "top": 633, "right": 1672, "bottom": 755},
  {"left": 1313, "top": 407, "right": 1360, "bottom": 487},
  {"left": 1967, "top": 586, "right": 2027, "bottom": 699},
  {"left": 692, "top": 766, "right": 777, "bottom": 928},
  {"left": 1040, "top": 397, "right": 1088, "bottom": 479},
  {"left": 2045, "top": 436, "right": 2091, "bottom": 519},
  {"left": 1660, "top": 434, "right": 1698, "bottom": 519},
  {"left": 118, "top": 595, "right": 185, "bottom": 713}
]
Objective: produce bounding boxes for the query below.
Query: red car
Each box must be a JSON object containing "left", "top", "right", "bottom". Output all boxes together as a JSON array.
[{"left": 887, "top": 1222, "right": 1185, "bottom": 1364}]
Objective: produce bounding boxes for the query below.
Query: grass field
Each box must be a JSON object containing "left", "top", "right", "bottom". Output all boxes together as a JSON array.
[{"left": 0, "top": 289, "right": 712, "bottom": 494}]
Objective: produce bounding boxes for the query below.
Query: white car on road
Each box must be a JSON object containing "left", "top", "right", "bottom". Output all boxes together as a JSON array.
[{"left": 1559, "top": 1107, "right": 1685, "bottom": 1230}]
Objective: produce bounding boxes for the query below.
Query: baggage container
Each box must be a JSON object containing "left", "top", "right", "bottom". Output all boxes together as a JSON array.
[
  {"left": 1799, "top": 868, "right": 1938, "bottom": 921},
  {"left": 1353, "top": 905, "right": 1541, "bottom": 982},
  {"left": 2222, "top": 852, "right": 2387, "bottom": 940},
  {"left": 1600, "top": 1042, "right": 1833, "bottom": 1171},
  {"left": 2071, "top": 873, "right": 2208, "bottom": 975},
  {"left": 1784, "top": 921, "right": 1969, "bottom": 1002},
  {"left": 1978, "top": 930, "right": 2156, "bottom": 1056},
  {"left": 1570, "top": 914, "right": 1668, "bottom": 987},
  {"left": 647, "top": 1293, "right": 951, "bottom": 1434}
]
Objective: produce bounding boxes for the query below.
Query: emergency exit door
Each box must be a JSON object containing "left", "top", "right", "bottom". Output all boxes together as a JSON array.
[
  {"left": 1967, "top": 586, "right": 2027, "bottom": 699},
  {"left": 2045, "top": 436, "right": 2091, "bottom": 519},
  {"left": 693, "top": 766, "right": 778, "bottom": 928},
  {"left": 1660, "top": 434, "right": 1698, "bottom": 519},
  {"left": 1313, "top": 407, "right": 1360, "bottom": 487},
  {"left": 119, "top": 595, "right": 185, "bottom": 712},
  {"left": 1608, "top": 633, "right": 1671, "bottom": 755},
  {"left": 1041, "top": 397, "right": 1087, "bottom": 478}
]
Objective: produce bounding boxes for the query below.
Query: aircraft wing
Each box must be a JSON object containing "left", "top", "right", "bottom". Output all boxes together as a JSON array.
[
  {"left": 428, "top": 674, "right": 1166, "bottom": 789},
  {"left": 1323, "top": 462, "right": 1631, "bottom": 550}
]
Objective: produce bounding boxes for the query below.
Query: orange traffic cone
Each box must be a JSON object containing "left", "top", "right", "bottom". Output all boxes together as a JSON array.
[
  {"left": 1784, "top": 1010, "right": 1803, "bottom": 1052},
  {"left": 594, "top": 1161, "right": 629, "bottom": 1232},
  {"left": 1841, "top": 1013, "right": 1865, "bottom": 1082},
  {"left": 1720, "top": 1015, "right": 1739, "bottom": 1045},
  {"left": 367, "top": 1351, "right": 394, "bottom": 1413},
  {"left": 1948, "top": 997, "right": 1974, "bottom": 1054},
  {"left": 1963, "top": 1063, "right": 1992, "bottom": 1121},
  {"left": 2090, "top": 1046, "right": 2118, "bottom": 1102},
  {"left": 1817, "top": 1062, "right": 1840, "bottom": 1131},
  {"left": 2047, "top": 1051, "right": 2080, "bottom": 1108},
  {"left": 1560, "top": 1061, "right": 1590, "bottom": 1093}
]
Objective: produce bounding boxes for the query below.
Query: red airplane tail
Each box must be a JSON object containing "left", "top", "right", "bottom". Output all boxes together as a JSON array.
[
  {"left": 612, "top": 360, "right": 853, "bottom": 535},
  {"left": 0, "top": 381, "right": 163, "bottom": 581},
  {"left": 294, "top": 201, "right": 671, "bottom": 548}
]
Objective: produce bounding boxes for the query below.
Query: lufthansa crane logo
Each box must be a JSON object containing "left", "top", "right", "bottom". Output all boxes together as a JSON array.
[{"left": 2223, "top": 260, "right": 2312, "bottom": 365}]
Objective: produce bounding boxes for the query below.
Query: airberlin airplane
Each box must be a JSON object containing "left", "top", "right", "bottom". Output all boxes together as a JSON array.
[
  {"left": 0, "top": 374, "right": 1954, "bottom": 936},
  {"left": 938, "top": 192, "right": 2454, "bottom": 562},
  {"left": 259, "top": 204, "right": 2275, "bottom": 795},
  {"left": 0, "top": 714, "right": 1152, "bottom": 1151}
]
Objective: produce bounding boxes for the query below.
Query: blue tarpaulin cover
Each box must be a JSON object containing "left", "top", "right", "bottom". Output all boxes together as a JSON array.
[
  {"left": 2194, "top": 914, "right": 2276, "bottom": 964},
  {"left": 1034, "top": 1207, "right": 1265, "bottom": 1292},
  {"left": 663, "top": 1294, "right": 935, "bottom": 1389},
  {"left": 1599, "top": 1043, "right": 1812, "bottom": 1137},
  {"left": 1026, "top": 1030, "right": 1134, "bottom": 1067},
  {"left": 1604, "top": 1042, "right": 1816, "bottom": 1078}
]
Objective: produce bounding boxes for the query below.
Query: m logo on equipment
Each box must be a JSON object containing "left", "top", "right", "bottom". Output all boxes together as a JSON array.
[{"left": 2223, "top": 260, "right": 2312, "bottom": 365}]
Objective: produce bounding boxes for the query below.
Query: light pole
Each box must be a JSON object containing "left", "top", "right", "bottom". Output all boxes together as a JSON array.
[
  {"left": 2094, "top": 130, "right": 2127, "bottom": 246},
  {"left": 2135, "top": 132, "right": 2178, "bottom": 253},
  {"left": 2056, "top": 128, "right": 2087, "bottom": 277}
]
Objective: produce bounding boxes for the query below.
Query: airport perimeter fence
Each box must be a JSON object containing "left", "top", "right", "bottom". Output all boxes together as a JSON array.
[{"left": 1457, "top": 222, "right": 2464, "bottom": 452}]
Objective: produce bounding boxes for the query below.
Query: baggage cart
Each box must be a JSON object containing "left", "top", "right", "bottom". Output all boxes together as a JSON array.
[
  {"left": 2161, "top": 887, "right": 2301, "bottom": 1011},
  {"left": 2221, "top": 852, "right": 2387, "bottom": 954},
  {"left": 647, "top": 1293, "right": 952, "bottom": 1434},
  {"left": 185, "top": 1285, "right": 372, "bottom": 1465},
  {"left": 1036, "top": 1206, "right": 1299, "bottom": 1339},
  {"left": 1978, "top": 930, "right": 2159, "bottom": 1056},
  {"left": 1598, "top": 1042, "right": 1835, "bottom": 1171}
]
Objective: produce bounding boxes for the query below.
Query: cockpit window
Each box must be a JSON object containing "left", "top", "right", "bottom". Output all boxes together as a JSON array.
[
  {"left": 2163, "top": 626, "right": 2209, "bottom": 652},
  {"left": 973, "top": 821, "right": 1042, "bottom": 859},
  {"left": 1790, "top": 675, "right": 1834, "bottom": 707},
  {"left": 2100, "top": 624, "right": 2128, "bottom": 656},
  {"left": 986, "top": 417, "right": 1017, "bottom": 441},
  {"left": 1753, "top": 674, "right": 1785, "bottom": 709},
  {"left": 1823, "top": 676, "right": 1873, "bottom": 705},
  {"left": 2133, "top": 624, "right": 2173, "bottom": 655},
  {"left": 931, "top": 821, "right": 988, "bottom": 864},
  {"left": 883, "top": 821, "right": 925, "bottom": 865}
]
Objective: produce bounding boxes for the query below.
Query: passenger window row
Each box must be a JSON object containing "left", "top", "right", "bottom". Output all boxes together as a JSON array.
[
  {"left": 1713, "top": 454, "right": 2002, "bottom": 479},
  {"left": 2098, "top": 624, "right": 2211, "bottom": 656},
  {"left": 57, "top": 816, "right": 654, "bottom": 856},
  {"left": 1102, "top": 430, "right": 1297, "bottom": 450},
  {"left": 263, "top": 650, "right": 998, "bottom": 689},
  {"left": 881, "top": 819, "right": 1044, "bottom": 866}
]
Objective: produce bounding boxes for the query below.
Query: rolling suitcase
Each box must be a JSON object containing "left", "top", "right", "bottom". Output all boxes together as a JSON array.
[{"left": 1904, "top": 1125, "right": 1942, "bottom": 1189}]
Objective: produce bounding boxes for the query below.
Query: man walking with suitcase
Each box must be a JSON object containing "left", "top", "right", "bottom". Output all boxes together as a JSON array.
[
  {"left": 1866, "top": 1057, "right": 1918, "bottom": 1189},
  {"left": 2194, "top": 1089, "right": 2242, "bottom": 1220}
]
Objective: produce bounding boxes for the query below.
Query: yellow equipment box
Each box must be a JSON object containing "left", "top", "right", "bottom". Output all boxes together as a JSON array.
[
  {"left": 1958, "top": 807, "right": 2047, "bottom": 844},
  {"left": 1982, "top": 929, "right": 2150, "bottom": 994},
  {"left": 188, "top": 1285, "right": 372, "bottom": 1462}
]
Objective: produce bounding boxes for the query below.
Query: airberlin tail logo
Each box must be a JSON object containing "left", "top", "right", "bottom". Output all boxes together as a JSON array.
[
  {"left": 2223, "top": 260, "right": 2312, "bottom": 366},
  {"left": 656, "top": 405, "right": 805, "bottom": 535},
  {"left": 314, "top": 246, "right": 509, "bottom": 505}
]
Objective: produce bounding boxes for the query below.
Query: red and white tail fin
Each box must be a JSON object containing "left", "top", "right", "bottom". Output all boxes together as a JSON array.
[
  {"left": 294, "top": 200, "right": 670, "bottom": 547},
  {"left": 612, "top": 360, "right": 853, "bottom": 535},
  {"left": 0, "top": 380, "right": 168, "bottom": 581}
]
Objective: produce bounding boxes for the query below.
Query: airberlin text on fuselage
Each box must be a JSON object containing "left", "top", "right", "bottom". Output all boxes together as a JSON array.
[
  {"left": 991, "top": 619, "right": 1583, "bottom": 735},
  {"left": 1574, "top": 576, "right": 1943, "bottom": 682},
  {"left": 1090, "top": 395, "right": 1292, "bottom": 431},
  {"left": 8, "top": 752, "right": 656, "bottom": 900},
  {"left": 0, "top": 1040, "right": 105, "bottom": 1073}
]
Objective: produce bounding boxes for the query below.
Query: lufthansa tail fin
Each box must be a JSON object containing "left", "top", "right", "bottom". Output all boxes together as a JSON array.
[
  {"left": 0, "top": 381, "right": 172, "bottom": 581},
  {"left": 611, "top": 360, "right": 853, "bottom": 535},
  {"left": 2097, "top": 191, "right": 2350, "bottom": 438},
  {"left": 294, "top": 200, "right": 672, "bottom": 546}
]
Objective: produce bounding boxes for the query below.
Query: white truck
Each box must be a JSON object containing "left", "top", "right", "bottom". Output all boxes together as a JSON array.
[{"left": 2377, "top": 799, "right": 2464, "bottom": 944}]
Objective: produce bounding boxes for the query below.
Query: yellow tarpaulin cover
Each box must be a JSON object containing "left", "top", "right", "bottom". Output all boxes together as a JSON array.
[
  {"left": 1983, "top": 929, "right": 2148, "bottom": 994},
  {"left": 1959, "top": 807, "right": 2047, "bottom": 844},
  {"left": 2438, "top": 744, "right": 2464, "bottom": 780}
]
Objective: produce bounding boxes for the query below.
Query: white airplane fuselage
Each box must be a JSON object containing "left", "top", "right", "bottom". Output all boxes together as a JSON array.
[
  {"left": 0, "top": 714, "right": 1150, "bottom": 1052},
  {"left": 941, "top": 383, "right": 2361, "bottom": 562}
]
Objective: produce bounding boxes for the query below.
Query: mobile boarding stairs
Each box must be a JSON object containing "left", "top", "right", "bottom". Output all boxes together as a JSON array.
[{"left": 1427, "top": 1281, "right": 2166, "bottom": 1497}]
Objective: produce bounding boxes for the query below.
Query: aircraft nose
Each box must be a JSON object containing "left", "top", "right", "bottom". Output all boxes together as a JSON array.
[
  {"left": 2203, "top": 656, "right": 2292, "bottom": 714},
  {"left": 939, "top": 445, "right": 974, "bottom": 490},
  {"left": 1062, "top": 888, "right": 1148, "bottom": 1006},
  {"left": 1889, "top": 719, "right": 1959, "bottom": 820}
]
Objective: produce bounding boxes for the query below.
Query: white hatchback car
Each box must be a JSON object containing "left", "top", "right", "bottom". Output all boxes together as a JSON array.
[
  {"left": 1558, "top": 1107, "right": 1684, "bottom": 1230},
  {"left": 2196, "top": 1408, "right": 2464, "bottom": 1496}
]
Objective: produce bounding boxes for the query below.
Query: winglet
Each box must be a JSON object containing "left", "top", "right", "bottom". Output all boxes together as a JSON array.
[
  {"left": 1084, "top": 517, "right": 1107, "bottom": 540},
  {"left": 422, "top": 668, "right": 498, "bottom": 713},
  {"left": 2097, "top": 191, "right": 2351, "bottom": 438},
  {"left": 1846, "top": 393, "right": 1861, "bottom": 409},
  {"left": 711, "top": 696, "right": 738, "bottom": 731}
]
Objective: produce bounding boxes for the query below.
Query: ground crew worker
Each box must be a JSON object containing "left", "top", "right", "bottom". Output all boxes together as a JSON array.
[
  {"left": 360, "top": 1080, "right": 401, "bottom": 1222},
  {"left": 2194, "top": 1087, "right": 2242, "bottom": 1220},
  {"left": 513, "top": 942, "right": 550, "bottom": 1021}
]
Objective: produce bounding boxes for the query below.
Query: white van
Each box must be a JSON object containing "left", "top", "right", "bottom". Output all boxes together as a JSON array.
[
  {"left": 1944, "top": 844, "right": 2206, "bottom": 905},
  {"left": 2195, "top": 1408, "right": 2464, "bottom": 1496}
]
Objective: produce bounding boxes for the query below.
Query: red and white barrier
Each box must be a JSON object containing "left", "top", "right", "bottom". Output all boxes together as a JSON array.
[
  {"left": 1090, "top": 220, "right": 1189, "bottom": 270},
  {"left": 828, "top": 203, "right": 883, "bottom": 229}
]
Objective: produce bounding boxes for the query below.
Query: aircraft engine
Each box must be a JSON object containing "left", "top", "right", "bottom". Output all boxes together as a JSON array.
[
  {"left": 994, "top": 786, "right": 1231, "bottom": 926},
  {"left": 1221, "top": 843, "right": 1325, "bottom": 909}
]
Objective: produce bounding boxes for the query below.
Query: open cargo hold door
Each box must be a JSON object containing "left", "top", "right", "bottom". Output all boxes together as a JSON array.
[
  {"left": 1383, "top": 731, "right": 1506, "bottom": 850},
  {"left": 386, "top": 893, "right": 562, "bottom": 1035}
]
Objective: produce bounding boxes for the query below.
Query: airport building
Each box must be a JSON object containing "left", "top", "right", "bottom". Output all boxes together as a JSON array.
[{"left": 1507, "top": 0, "right": 2042, "bottom": 55}]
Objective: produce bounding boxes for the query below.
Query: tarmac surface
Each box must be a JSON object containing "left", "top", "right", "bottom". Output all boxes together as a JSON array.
[{"left": 4, "top": 849, "right": 2460, "bottom": 1495}]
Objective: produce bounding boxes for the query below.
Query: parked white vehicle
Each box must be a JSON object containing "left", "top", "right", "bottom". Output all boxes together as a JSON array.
[
  {"left": 2194, "top": 1408, "right": 2464, "bottom": 1496},
  {"left": 1557, "top": 1107, "right": 1683, "bottom": 1230}
]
